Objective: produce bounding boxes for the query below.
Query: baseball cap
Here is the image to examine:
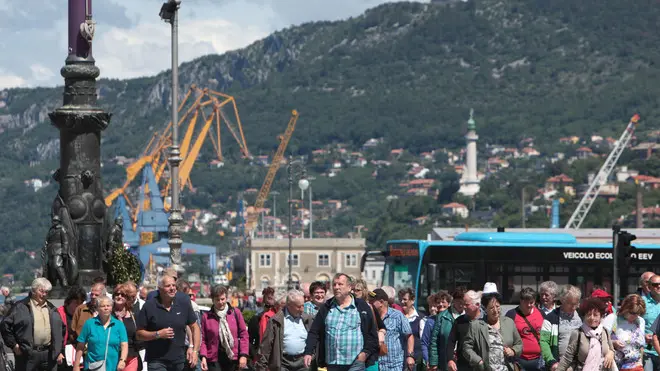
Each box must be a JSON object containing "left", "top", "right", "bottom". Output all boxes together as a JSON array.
[
  {"left": 368, "top": 288, "right": 389, "bottom": 301},
  {"left": 591, "top": 289, "right": 612, "bottom": 299}
]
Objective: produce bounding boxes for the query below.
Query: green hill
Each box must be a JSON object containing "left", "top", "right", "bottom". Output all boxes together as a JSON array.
[{"left": 0, "top": 0, "right": 659, "bottom": 280}]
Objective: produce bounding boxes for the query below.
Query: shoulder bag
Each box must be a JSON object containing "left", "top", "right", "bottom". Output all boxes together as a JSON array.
[
  {"left": 515, "top": 308, "right": 545, "bottom": 369},
  {"left": 88, "top": 326, "right": 112, "bottom": 371}
]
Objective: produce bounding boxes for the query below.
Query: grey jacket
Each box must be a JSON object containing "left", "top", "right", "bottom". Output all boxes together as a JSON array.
[
  {"left": 557, "top": 328, "right": 613, "bottom": 371},
  {"left": 462, "top": 316, "right": 523, "bottom": 371}
]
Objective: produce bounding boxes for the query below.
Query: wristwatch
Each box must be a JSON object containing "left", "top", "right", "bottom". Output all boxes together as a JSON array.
[
  {"left": 407, "top": 352, "right": 415, "bottom": 358},
  {"left": 155, "top": 330, "right": 160, "bottom": 339}
]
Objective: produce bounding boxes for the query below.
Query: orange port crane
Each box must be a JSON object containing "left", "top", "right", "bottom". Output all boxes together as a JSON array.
[
  {"left": 104, "top": 85, "right": 251, "bottom": 225},
  {"left": 245, "top": 110, "right": 300, "bottom": 235}
]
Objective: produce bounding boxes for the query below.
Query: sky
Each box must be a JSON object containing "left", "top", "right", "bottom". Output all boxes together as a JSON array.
[{"left": 0, "top": 0, "right": 424, "bottom": 90}]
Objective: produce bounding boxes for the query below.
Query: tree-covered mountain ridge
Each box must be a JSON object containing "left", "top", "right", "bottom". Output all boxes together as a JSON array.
[{"left": 1, "top": 0, "right": 659, "bottom": 167}]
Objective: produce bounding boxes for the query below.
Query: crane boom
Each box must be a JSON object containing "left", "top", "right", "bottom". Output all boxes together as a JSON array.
[
  {"left": 246, "top": 110, "right": 300, "bottom": 233},
  {"left": 564, "top": 114, "right": 640, "bottom": 229}
]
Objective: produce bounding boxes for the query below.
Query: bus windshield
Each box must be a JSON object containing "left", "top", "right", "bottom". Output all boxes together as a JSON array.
[{"left": 381, "top": 242, "right": 420, "bottom": 294}]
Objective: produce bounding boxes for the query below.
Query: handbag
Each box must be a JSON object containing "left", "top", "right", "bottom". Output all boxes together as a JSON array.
[{"left": 88, "top": 326, "right": 112, "bottom": 371}]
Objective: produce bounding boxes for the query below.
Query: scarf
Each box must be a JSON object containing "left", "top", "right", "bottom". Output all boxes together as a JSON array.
[
  {"left": 216, "top": 305, "right": 235, "bottom": 359},
  {"left": 581, "top": 323, "right": 604, "bottom": 371}
]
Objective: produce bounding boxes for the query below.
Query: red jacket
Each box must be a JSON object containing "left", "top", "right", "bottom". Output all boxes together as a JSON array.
[
  {"left": 200, "top": 306, "right": 249, "bottom": 361},
  {"left": 56, "top": 306, "right": 69, "bottom": 346}
]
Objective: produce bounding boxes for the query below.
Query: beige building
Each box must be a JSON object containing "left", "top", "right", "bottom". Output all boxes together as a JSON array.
[{"left": 249, "top": 238, "right": 366, "bottom": 294}]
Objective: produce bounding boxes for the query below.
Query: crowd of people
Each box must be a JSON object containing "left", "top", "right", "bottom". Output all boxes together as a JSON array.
[{"left": 4, "top": 271, "right": 660, "bottom": 371}]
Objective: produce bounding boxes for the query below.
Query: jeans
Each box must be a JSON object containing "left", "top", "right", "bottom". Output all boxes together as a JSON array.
[
  {"left": 517, "top": 357, "right": 544, "bottom": 371},
  {"left": 327, "top": 359, "right": 366, "bottom": 371},
  {"left": 148, "top": 361, "right": 185, "bottom": 371},
  {"left": 644, "top": 353, "right": 660, "bottom": 371}
]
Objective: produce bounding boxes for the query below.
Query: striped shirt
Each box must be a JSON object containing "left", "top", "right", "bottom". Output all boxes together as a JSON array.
[
  {"left": 324, "top": 298, "right": 363, "bottom": 365},
  {"left": 380, "top": 307, "right": 412, "bottom": 371},
  {"left": 304, "top": 301, "right": 319, "bottom": 316}
]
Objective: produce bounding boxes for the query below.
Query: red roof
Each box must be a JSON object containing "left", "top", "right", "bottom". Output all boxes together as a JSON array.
[{"left": 547, "top": 174, "right": 574, "bottom": 183}]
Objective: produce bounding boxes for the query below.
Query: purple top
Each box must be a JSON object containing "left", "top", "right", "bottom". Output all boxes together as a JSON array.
[{"left": 68, "top": 0, "right": 92, "bottom": 58}]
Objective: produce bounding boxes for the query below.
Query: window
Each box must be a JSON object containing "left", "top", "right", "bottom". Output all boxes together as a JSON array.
[
  {"left": 260, "top": 277, "right": 270, "bottom": 290},
  {"left": 345, "top": 253, "right": 358, "bottom": 267},
  {"left": 318, "top": 254, "right": 330, "bottom": 267},
  {"left": 259, "top": 254, "right": 272, "bottom": 267},
  {"left": 372, "top": 270, "right": 376, "bottom": 280},
  {"left": 286, "top": 254, "right": 299, "bottom": 267}
]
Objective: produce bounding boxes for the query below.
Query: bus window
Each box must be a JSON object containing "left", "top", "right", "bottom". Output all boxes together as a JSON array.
[
  {"left": 437, "top": 263, "right": 478, "bottom": 291},
  {"left": 382, "top": 257, "right": 418, "bottom": 294}
]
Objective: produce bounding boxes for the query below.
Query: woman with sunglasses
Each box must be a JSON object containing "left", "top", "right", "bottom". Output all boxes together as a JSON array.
[{"left": 112, "top": 283, "right": 143, "bottom": 371}]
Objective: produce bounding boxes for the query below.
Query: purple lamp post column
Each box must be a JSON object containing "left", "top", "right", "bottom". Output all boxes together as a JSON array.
[{"left": 47, "top": 0, "right": 112, "bottom": 289}]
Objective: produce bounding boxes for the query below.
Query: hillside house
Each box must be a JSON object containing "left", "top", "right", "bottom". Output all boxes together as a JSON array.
[
  {"left": 576, "top": 147, "right": 594, "bottom": 159},
  {"left": 546, "top": 174, "right": 575, "bottom": 196},
  {"left": 442, "top": 202, "right": 469, "bottom": 218}
]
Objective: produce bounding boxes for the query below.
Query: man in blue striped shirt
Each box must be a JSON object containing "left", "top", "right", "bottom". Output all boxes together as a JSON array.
[
  {"left": 369, "top": 289, "right": 414, "bottom": 371},
  {"left": 303, "top": 273, "right": 378, "bottom": 371}
]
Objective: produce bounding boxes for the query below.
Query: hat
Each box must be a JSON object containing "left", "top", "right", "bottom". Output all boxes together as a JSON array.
[
  {"left": 483, "top": 282, "right": 498, "bottom": 294},
  {"left": 591, "top": 289, "right": 612, "bottom": 299},
  {"left": 368, "top": 288, "right": 389, "bottom": 301}
]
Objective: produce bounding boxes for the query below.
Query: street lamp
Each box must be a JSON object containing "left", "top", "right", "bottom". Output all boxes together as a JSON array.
[
  {"left": 160, "top": 0, "right": 184, "bottom": 270},
  {"left": 307, "top": 176, "right": 315, "bottom": 239},
  {"left": 287, "top": 157, "right": 307, "bottom": 289},
  {"left": 298, "top": 177, "right": 309, "bottom": 239}
]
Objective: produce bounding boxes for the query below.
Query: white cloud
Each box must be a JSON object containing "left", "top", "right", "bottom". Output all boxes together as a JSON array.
[
  {"left": 30, "top": 64, "right": 55, "bottom": 82},
  {"left": 95, "top": 18, "right": 268, "bottom": 80},
  {"left": 0, "top": 1, "right": 423, "bottom": 89},
  {"left": 0, "top": 69, "right": 26, "bottom": 90}
]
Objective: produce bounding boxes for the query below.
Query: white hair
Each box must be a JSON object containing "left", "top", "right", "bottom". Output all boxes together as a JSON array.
[
  {"left": 31, "top": 278, "right": 52, "bottom": 293},
  {"left": 275, "top": 292, "right": 287, "bottom": 305},
  {"left": 97, "top": 296, "right": 113, "bottom": 306},
  {"left": 558, "top": 284, "right": 581, "bottom": 303},
  {"left": 1, "top": 286, "right": 9, "bottom": 294},
  {"left": 539, "top": 281, "right": 558, "bottom": 297},
  {"left": 286, "top": 289, "right": 305, "bottom": 304},
  {"left": 464, "top": 290, "right": 482, "bottom": 305}
]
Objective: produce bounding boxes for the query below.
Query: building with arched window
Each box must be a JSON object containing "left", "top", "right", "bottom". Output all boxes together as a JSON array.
[{"left": 249, "top": 238, "right": 366, "bottom": 295}]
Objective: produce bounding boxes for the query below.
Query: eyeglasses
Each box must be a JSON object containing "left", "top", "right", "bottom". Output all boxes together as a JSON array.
[
  {"left": 651, "top": 282, "right": 660, "bottom": 287},
  {"left": 114, "top": 292, "right": 126, "bottom": 297}
]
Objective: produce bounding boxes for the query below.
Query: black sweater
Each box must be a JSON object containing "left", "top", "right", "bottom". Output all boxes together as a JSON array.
[{"left": 303, "top": 296, "right": 379, "bottom": 367}]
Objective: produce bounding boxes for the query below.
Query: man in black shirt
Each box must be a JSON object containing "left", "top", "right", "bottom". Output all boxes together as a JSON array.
[
  {"left": 137, "top": 274, "right": 200, "bottom": 371},
  {"left": 446, "top": 290, "right": 483, "bottom": 371}
]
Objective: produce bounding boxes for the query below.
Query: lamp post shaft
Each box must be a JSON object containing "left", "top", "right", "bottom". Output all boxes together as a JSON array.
[
  {"left": 167, "top": 1, "right": 184, "bottom": 269},
  {"left": 287, "top": 158, "right": 293, "bottom": 290}
]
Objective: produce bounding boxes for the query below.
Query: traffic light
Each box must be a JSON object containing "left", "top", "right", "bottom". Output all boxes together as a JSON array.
[{"left": 617, "top": 230, "right": 637, "bottom": 268}]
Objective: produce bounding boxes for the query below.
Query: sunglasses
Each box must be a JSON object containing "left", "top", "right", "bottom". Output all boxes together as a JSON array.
[
  {"left": 651, "top": 282, "right": 660, "bottom": 287},
  {"left": 114, "top": 292, "right": 126, "bottom": 297}
]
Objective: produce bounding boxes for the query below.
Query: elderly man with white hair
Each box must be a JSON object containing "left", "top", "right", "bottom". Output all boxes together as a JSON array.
[
  {"left": 1, "top": 277, "right": 64, "bottom": 371},
  {"left": 257, "top": 289, "right": 313, "bottom": 371}
]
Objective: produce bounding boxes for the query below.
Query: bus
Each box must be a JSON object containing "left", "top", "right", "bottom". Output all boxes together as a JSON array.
[{"left": 364, "top": 231, "right": 660, "bottom": 312}]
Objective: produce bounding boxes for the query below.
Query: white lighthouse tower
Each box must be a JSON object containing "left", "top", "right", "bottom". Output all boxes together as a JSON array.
[{"left": 459, "top": 109, "right": 480, "bottom": 196}]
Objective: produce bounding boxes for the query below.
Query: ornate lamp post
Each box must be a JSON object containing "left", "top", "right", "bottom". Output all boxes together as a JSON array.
[
  {"left": 45, "top": 0, "right": 112, "bottom": 289},
  {"left": 159, "top": 0, "right": 184, "bottom": 270},
  {"left": 287, "top": 157, "right": 307, "bottom": 289}
]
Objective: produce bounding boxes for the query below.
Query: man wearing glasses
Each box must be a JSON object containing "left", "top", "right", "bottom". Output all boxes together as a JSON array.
[{"left": 1, "top": 278, "right": 64, "bottom": 371}]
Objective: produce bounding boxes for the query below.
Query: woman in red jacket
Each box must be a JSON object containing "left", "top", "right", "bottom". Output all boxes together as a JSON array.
[
  {"left": 56, "top": 286, "right": 86, "bottom": 371},
  {"left": 200, "top": 286, "right": 249, "bottom": 371}
]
